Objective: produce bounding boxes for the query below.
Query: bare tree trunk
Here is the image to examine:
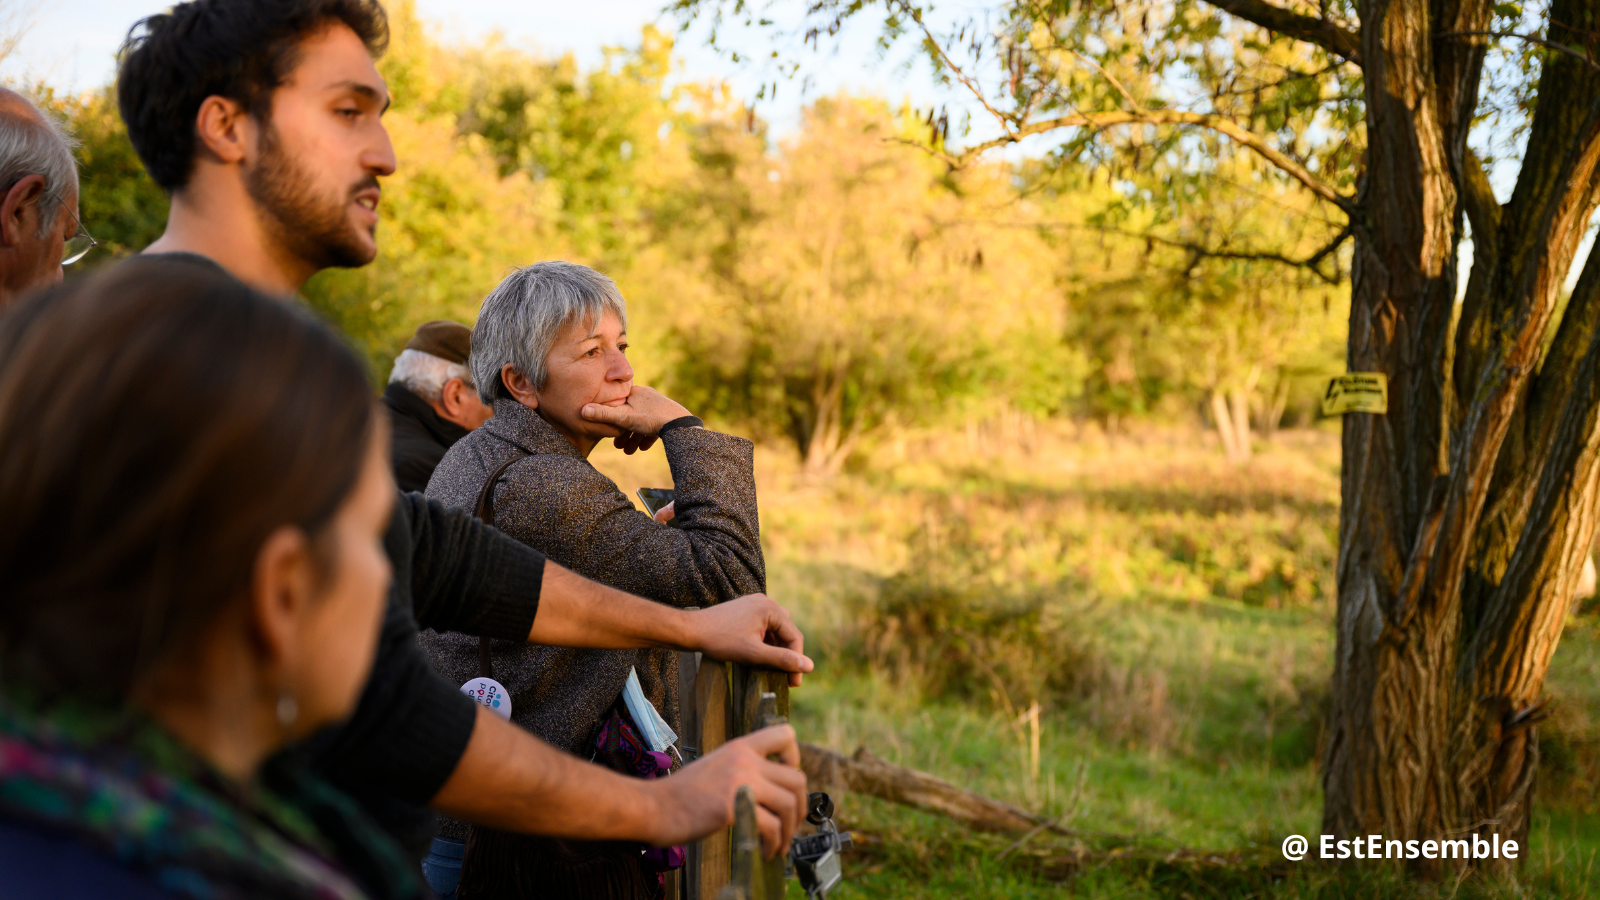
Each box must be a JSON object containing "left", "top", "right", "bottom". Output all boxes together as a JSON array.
[
  {"left": 795, "top": 363, "right": 857, "bottom": 479},
  {"left": 1210, "top": 389, "right": 1245, "bottom": 463},
  {"left": 1257, "top": 373, "right": 1291, "bottom": 443},
  {"left": 1229, "top": 389, "right": 1252, "bottom": 462}
]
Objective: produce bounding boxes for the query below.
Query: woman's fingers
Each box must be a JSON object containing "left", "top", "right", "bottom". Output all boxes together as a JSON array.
[
  {"left": 653, "top": 501, "right": 677, "bottom": 524},
  {"left": 583, "top": 401, "right": 640, "bottom": 431},
  {"left": 611, "top": 430, "right": 659, "bottom": 455},
  {"left": 583, "top": 386, "right": 692, "bottom": 438}
]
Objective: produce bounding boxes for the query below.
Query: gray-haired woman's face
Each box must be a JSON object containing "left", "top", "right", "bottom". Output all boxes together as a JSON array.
[{"left": 523, "top": 310, "right": 633, "bottom": 454}]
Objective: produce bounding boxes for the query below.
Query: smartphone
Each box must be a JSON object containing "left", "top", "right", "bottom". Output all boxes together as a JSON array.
[{"left": 636, "top": 487, "right": 676, "bottom": 521}]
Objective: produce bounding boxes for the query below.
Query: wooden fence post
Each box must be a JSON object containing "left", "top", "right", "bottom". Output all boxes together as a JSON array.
[
  {"left": 693, "top": 658, "right": 731, "bottom": 900},
  {"left": 691, "top": 660, "right": 790, "bottom": 900},
  {"left": 730, "top": 666, "right": 789, "bottom": 900},
  {"left": 716, "top": 786, "right": 763, "bottom": 900},
  {"left": 672, "top": 651, "right": 701, "bottom": 900}
]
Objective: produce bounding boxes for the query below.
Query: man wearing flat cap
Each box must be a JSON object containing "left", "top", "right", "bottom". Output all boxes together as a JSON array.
[{"left": 384, "top": 320, "right": 494, "bottom": 492}]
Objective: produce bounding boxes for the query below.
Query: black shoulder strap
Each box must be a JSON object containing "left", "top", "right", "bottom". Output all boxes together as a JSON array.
[
  {"left": 474, "top": 454, "right": 524, "bottom": 524},
  {"left": 472, "top": 453, "right": 526, "bottom": 680}
]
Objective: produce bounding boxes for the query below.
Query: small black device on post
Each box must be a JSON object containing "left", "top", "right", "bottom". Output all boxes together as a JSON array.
[{"left": 787, "top": 791, "right": 852, "bottom": 899}]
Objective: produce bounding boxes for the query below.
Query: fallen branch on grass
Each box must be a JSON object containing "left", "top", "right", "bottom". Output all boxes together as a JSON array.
[{"left": 799, "top": 742, "right": 1076, "bottom": 836}]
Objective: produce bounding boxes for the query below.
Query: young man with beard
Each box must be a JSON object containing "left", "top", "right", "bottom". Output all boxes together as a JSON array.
[{"left": 114, "top": 0, "right": 810, "bottom": 882}]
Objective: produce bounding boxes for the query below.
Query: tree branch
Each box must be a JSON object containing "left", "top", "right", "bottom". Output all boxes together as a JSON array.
[
  {"left": 1465, "top": 292, "right": 1600, "bottom": 701},
  {"left": 1435, "top": 31, "right": 1600, "bottom": 72},
  {"left": 884, "top": 0, "right": 1356, "bottom": 216},
  {"left": 895, "top": 2, "right": 1021, "bottom": 138},
  {"left": 935, "top": 109, "right": 1357, "bottom": 214},
  {"left": 1021, "top": 220, "right": 1353, "bottom": 283},
  {"left": 1399, "top": 95, "right": 1600, "bottom": 630},
  {"left": 1460, "top": 148, "right": 1501, "bottom": 265},
  {"left": 1530, "top": 168, "right": 1600, "bottom": 433},
  {"left": 1203, "top": 0, "right": 1362, "bottom": 64},
  {"left": 1454, "top": 0, "right": 1600, "bottom": 425}
]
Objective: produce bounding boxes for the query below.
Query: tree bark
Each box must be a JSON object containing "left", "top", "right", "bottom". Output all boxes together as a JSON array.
[{"left": 1320, "top": 0, "right": 1600, "bottom": 872}]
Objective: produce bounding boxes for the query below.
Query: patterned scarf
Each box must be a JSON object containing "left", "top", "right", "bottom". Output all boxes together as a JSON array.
[{"left": 0, "top": 691, "right": 427, "bottom": 900}]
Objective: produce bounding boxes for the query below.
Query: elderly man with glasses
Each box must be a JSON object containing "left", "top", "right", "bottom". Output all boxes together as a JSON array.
[{"left": 0, "top": 88, "right": 93, "bottom": 308}]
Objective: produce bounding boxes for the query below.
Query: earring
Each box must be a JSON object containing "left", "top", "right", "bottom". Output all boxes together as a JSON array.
[{"left": 276, "top": 693, "right": 299, "bottom": 728}]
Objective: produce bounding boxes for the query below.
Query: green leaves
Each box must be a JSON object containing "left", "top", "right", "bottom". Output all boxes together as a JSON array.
[
  {"left": 46, "top": 86, "right": 167, "bottom": 264},
  {"left": 662, "top": 98, "right": 1083, "bottom": 471},
  {"left": 51, "top": 0, "right": 1349, "bottom": 448}
]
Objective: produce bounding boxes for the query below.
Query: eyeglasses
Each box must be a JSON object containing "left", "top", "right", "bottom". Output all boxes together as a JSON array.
[{"left": 62, "top": 207, "right": 96, "bottom": 266}]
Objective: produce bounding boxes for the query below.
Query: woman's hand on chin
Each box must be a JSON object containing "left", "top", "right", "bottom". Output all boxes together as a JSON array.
[{"left": 580, "top": 386, "right": 694, "bottom": 454}]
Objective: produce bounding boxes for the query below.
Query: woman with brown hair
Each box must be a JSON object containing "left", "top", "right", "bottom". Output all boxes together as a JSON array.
[{"left": 0, "top": 256, "right": 423, "bottom": 899}]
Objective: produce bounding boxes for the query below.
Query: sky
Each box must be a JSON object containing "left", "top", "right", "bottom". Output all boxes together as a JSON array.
[
  {"left": 6, "top": 0, "right": 1565, "bottom": 289},
  {"left": 2, "top": 0, "right": 949, "bottom": 134}
]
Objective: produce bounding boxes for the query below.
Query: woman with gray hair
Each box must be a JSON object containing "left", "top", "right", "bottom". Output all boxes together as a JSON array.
[{"left": 422, "top": 261, "right": 768, "bottom": 900}]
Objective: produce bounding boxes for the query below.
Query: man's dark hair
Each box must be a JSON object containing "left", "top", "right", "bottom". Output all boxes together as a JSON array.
[{"left": 117, "top": 0, "right": 389, "bottom": 192}]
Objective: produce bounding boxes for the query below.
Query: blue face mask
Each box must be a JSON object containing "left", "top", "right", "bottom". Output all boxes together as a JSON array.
[{"left": 622, "top": 666, "right": 678, "bottom": 753}]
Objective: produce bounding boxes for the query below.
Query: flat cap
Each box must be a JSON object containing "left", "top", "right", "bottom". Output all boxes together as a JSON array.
[{"left": 404, "top": 320, "right": 472, "bottom": 366}]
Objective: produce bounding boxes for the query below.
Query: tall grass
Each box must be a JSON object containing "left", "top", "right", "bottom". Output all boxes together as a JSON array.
[{"left": 589, "top": 419, "right": 1600, "bottom": 897}]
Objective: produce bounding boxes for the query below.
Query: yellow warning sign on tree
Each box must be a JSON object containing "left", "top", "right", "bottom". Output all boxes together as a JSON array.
[{"left": 1322, "top": 373, "right": 1388, "bottom": 416}]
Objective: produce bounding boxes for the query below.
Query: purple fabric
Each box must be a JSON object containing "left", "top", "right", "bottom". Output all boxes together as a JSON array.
[{"left": 591, "top": 704, "right": 686, "bottom": 896}]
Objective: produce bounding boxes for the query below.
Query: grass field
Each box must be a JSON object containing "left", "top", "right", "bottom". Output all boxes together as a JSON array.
[{"left": 590, "top": 420, "right": 1600, "bottom": 898}]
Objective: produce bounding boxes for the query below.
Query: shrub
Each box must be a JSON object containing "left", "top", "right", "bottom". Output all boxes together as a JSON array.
[{"left": 860, "top": 573, "right": 1102, "bottom": 709}]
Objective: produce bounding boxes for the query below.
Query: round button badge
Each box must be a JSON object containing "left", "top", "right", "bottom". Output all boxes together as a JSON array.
[{"left": 459, "top": 677, "right": 512, "bottom": 721}]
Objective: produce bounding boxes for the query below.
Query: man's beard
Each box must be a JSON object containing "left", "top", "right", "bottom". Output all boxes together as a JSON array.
[{"left": 245, "top": 123, "right": 377, "bottom": 271}]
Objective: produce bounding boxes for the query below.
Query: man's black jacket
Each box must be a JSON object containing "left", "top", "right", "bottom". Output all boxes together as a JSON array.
[{"left": 383, "top": 382, "right": 470, "bottom": 493}]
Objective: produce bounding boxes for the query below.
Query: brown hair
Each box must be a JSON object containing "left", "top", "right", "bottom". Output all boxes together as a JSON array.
[
  {"left": 0, "top": 256, "right": 377, "bottom": 699},
  {"left": 117, "top": 0, "right": 388, "bottom": 192}
]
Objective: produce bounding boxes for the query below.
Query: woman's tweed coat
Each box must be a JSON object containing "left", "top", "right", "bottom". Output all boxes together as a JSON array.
[{"left": 420, "top": 399, "right": 765, "bottom": 836}]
